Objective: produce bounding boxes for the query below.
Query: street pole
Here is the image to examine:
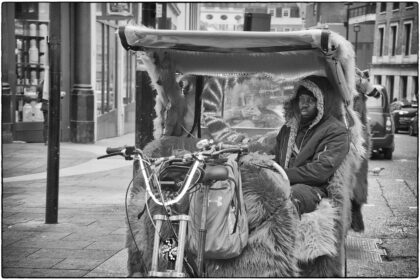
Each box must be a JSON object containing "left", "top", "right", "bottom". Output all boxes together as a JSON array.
[
  {"left": 135, "top": 3, "right": 156, "bottom": 149},
  {"left": 354, "top": 24, "right": 360, "bottom": 66},
  {"left": 45, "top": 3, "right": 61, "bottom": 224},
  {"left": 345, "top": 3, "right": 352, "bottom": 40}
]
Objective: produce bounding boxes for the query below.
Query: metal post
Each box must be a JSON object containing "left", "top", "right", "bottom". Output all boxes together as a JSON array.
[
  {"left": 345, "top": 3, "right": 352, "bottom": 40},
  {"left": 46, "top": 3, "right": 61, "bottom": 224},
  {"left": 135, "top": 3, "right": 156, "bottom": 149}
]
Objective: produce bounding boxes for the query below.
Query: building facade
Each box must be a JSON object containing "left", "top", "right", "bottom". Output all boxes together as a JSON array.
[
  {"left": 199, "top": 3, "right": 305, "bottom": 31},
  {"left": 370, "top": 2, "right": 418, "bottom": 102},
  {"left": 305, "top": 2, "right": 376, "bottom": 70},
  {"left": 2, "top": 3, "right": 199, "bottom": 143}
]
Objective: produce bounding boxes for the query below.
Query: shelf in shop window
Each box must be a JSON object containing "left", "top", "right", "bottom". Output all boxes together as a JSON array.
[
  {"left": 16, "top": 34, "right": 48, "bottom": 39},
  {"left": 16, "top": 63, "right": 45, "bottom": 69}
]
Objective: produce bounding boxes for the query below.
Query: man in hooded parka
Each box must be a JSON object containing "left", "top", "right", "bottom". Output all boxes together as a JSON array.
[{"left": 274, "top": 76, "right": 350, "bottom": 215}]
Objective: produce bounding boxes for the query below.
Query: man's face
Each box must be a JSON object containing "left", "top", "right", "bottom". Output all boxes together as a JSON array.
[{"left": 298, "top": 93, "right": 317, "bottom": 119}]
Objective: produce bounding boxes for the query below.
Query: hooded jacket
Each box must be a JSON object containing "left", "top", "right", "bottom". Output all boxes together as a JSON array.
[{"left": 274, "top": 77, "right": 350, "bottom": 188}]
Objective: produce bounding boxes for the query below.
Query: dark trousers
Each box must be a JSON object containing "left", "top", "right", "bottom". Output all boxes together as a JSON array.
[
  {"left": 291, "top": 184, "right": 326, "bottom": 215},
  {"left": 42, "top": 110, "right": 48, "bottom": 143}
]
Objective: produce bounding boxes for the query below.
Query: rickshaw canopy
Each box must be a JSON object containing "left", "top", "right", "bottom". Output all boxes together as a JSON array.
[{"left": 118, "top": 25, "right": 355, "bottom": 102}]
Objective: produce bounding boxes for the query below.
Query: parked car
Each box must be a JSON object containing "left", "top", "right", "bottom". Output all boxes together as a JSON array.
[
  {"left": 409, "top": 113, "right": 418, "bottom": 136},
  {"left": 391, "top": 103, "right": 418, "bottom": 133},
  {"left": 366, "top": 85, "right": 395, "bottom": 159}
]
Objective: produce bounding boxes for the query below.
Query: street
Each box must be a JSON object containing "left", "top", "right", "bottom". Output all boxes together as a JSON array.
[
  {"left": 1, "top": 132, "right": 418, "bottom": 277},
  {"left": 347, "top": 132, "right": 418, "bottom": 277}
]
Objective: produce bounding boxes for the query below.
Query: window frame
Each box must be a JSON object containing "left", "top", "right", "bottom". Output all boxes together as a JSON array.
[
  {"left": 96, "top": 20, "right": 118, "bottom": 115},
  {"left": 389, "top": 22, "right": 398, "bottom": 56},
  {"left": 403, "top": 20, "right": 413, "bottom": 56},
  {"left": 379, "top": 2, "right": 387, "bottom": 13},
  {"left": 406, "top": 2, "right": 414, "bottom": 9},
  {"left": 377, "top": 24, "right": 385, "bottom": 56}
]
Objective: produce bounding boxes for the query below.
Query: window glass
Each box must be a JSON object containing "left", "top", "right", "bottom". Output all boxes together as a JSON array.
[
  {"left": 366, "top": 96, "right": 383, "bottom": 108},
  {"left": 404, "top": 23, "right": 412, "bottom": 55},
  {"left": 390, "top": 25, "right": 397, "bottom": 56},
  {"left": 96, "top": 21, "right": 117, "bottom": 115},
  {"left": 380, "top": 3, "right": 387, "bottom": 12},
  {"left": 392, "top": 2, "right": 400, "bottom": 10},
  {"left": 378, "top": 27, "right": 384, "bottom": 56},
  {"left": 14, "top": 3, "right": 50, "bottom": 123},
  {"left": 213, "top": 75, "right": 289, "bottom": 130}
]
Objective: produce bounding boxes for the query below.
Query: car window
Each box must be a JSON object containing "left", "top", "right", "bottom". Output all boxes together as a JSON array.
[{"left": 366, "top": 96, "right": 383, "bottom": 108}]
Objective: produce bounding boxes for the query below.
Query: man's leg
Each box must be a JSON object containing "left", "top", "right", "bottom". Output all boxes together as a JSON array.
[{"left": 291, "top": 184, "right": 324, "bottom": 215}]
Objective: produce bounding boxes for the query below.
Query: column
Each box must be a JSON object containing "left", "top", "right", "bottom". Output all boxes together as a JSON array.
[
  {"left": 70, "top": 3, "right": 95, "bottom": 143},
  {"left": 407, "top": 76, "right": 414, "bottom": 102},
  {"left": 1, "top": 3, "right": 15, "bottom": 142},
  {"left": 394, "top": 75, "right": 401, "bottom": 100}
]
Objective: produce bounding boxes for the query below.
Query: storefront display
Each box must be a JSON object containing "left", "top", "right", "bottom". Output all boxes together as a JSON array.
[{"left": 15, "top": 18, "right": 48, "bottom": 123}]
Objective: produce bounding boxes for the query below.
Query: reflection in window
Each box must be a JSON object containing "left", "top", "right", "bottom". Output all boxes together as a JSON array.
[
  {"left": 96, "top": 21, "right": 116, "bottom": 115},
  {"left": 221, "top": 75, "right": 287, "bottom": 129}
]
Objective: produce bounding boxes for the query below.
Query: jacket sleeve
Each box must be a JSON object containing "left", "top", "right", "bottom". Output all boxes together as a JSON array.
[
  {"left": 285, "top": 125, "right": 349, "bottom": 185},
  {"left": 273, "top": 126, "right": 286, "bottom": 164}
]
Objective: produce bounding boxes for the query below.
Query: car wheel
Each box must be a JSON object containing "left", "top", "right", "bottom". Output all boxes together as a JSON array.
[
  {"left": 409, "top": 126, "right": 415, "bottom": 136},
  {"left": 383, "top": 148, "right": 393, "bottom": 160}
]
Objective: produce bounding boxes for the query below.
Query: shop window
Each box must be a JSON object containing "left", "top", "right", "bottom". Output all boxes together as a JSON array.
[
  {"left": 96, "top": 21, "right": 116, "bottom": 115},
  {"left": 122, "top": 50, "right": 135, "bottom": 105},
  {"left": 375, "top": 75, "right": 382, "bottom": 85},
  {"left": 14, "top": 3, "right": 50, "bottom": 123},
  {"left": 403, "top": 21, "right": 412, "bottom": 56},
  {"left": 401, "top": 76, "right": 408, "bottom": 99}
]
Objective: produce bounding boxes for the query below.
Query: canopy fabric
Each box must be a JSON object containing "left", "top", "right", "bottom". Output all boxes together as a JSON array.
[
  {"left": 119, "top": 25, "right": 327, "bottom": 53},
  {"left": 118, "top": 25, "right": 356, "bottom": 103},
  {"left": 119, "top": 25, "right": 334, "bottom": 77}
]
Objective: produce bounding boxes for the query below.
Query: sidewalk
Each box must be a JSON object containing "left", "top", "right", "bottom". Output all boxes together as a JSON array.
[{"left": 2, "top": 133, "right": 136, "bottom": 277}]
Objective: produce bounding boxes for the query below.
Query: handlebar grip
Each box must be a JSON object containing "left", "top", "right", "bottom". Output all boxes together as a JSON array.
[{"left": 106, "top": 146, "right": 125, "bottom": 154}]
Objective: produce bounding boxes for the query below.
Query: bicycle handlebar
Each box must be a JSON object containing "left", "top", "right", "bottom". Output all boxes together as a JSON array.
[{"left": 97, "top": 140, "right": 248, "bottom": 162}]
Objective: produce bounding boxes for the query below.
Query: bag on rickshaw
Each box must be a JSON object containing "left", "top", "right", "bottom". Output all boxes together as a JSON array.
[{"left": 187, "top": 155, "right": 248, "bottom": 259}]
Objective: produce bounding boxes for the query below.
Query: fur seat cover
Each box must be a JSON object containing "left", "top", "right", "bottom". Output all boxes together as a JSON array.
[
  {"left": 126, "top": 134, "right": 362, "bottom": 277},
  {"left": 126, "top": 31, "right": 365, "bottom": 277}
]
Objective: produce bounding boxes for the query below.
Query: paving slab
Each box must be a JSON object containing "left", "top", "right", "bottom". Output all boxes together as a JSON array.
[
  {"left": 2, "top": 267, "right": 89, "bottom": 278},
  {"left": 84, "top": 248, "right": 128, "bottom": 277}
]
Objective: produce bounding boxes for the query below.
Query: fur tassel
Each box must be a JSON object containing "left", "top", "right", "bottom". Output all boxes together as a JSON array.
[{"left": 295, "top": 199, "right": 338, "bottom": 262}]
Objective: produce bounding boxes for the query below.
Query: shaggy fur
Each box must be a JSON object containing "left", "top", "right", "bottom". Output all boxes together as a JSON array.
[
  {"left": 127, "top": 139, "right": 300, "bottom": 277},
  {"left": 131, "top": 30, "right": 365, "bottom": 277},
  {"left": 295, "top": 199, "right": 338, "bottom": 262}
]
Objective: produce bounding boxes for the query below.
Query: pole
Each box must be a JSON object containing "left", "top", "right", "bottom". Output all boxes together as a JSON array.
[
  {"left": 135, "top": 3, "right": 156, "bottom": 149},
  {"left": 45, "top": 3, "right": 61, "bottom": 224},
  {"left": 355, "top": 30, "right": 359, "bottom": 65},
  {"left": 345, "top": 3, "right": 352, "bottom": 40}
]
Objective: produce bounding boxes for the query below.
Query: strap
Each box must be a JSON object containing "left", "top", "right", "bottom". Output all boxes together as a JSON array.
[{"left": 321, "top": 30, "right": 330, "bottom": 53}]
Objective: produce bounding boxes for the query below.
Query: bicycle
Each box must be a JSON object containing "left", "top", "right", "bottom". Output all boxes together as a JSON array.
[{"left": 97, "top": 139, "right": 249, "bottom": 277}]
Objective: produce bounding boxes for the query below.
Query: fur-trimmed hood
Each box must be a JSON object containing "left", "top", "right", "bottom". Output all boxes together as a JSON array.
[{"left": 282, "top": 76, "right": 347, "bottom": 168}]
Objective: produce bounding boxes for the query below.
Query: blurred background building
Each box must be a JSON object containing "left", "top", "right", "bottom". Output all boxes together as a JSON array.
[{"left": 2, "top": 2, "right": 417, "bottom": 143}]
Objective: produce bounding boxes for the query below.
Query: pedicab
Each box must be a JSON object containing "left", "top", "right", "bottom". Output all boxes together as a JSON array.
[{"left": 112, "top": 24, "right": 367, "bottom": 277}]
